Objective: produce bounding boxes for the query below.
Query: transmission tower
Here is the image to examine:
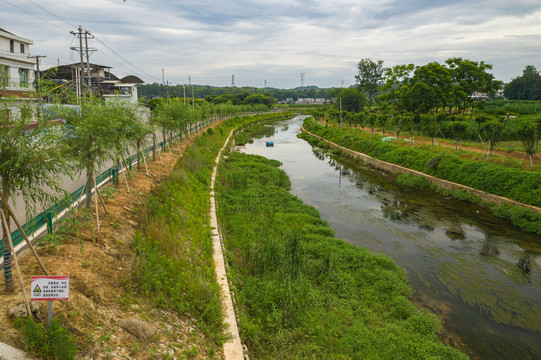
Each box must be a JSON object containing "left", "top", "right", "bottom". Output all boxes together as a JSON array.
[
  {"left": 300, "top": 73, "right": 305, "bottom": 88},
  {"left": 231, "top": 74, "right": 235, "bottom": 87}
]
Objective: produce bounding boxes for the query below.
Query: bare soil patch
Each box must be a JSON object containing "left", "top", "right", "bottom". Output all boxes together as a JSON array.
[{"left": 0, "top": 131, "right": 221, "bottom": 359}]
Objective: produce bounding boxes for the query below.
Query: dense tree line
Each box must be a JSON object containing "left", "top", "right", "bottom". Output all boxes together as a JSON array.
[
  {"left": 355, "top": 57, "right": 502, "bottom": 115},
  {"left": 504, "top": 65, "right": 541, "bottom": 100},
  {"left": 138, "top": 83, "right": 337, "bottom": 103}
]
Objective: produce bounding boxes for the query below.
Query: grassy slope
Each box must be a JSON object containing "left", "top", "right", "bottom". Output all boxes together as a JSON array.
[
  {"left": 217, "top": 151, "right": 467, "bottom": 360},
  {"left": 133, "top": 113, "right": 293, "bottom": 348}
]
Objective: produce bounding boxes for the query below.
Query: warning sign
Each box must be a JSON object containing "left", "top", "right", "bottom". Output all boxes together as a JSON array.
[{"left": 31, "top": 276, "right": 70, "bottom": 301}]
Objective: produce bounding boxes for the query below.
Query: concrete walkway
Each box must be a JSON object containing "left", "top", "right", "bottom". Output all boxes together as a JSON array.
[
  {"left": 0, "top": 342, "right": 34, "bottom": 360},
  {"left": 209, "top": 129, "right": 245, "bottom": 360}
]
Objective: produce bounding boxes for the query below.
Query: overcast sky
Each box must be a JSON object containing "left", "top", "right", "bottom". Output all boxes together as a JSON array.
[{"left": 1, "top": 0, "right": 540, "bottom": 88}]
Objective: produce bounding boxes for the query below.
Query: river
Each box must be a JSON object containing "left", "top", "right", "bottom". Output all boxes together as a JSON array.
[{"left": 239, "top": 116, "right": 541, "bottom": 360}]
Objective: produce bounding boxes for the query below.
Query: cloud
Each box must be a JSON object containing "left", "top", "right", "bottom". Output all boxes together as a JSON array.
[{"left": 1, "top": 0, "right": 540, "bottom": 87}]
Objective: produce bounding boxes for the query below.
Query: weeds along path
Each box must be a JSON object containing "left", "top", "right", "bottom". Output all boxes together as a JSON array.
[{"left": 209, "top": 129, "right": 244, "bottom": 360}]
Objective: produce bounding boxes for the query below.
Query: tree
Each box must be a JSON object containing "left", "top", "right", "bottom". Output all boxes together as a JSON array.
[
  {"left": 517, "top": 120, "right": 537, "bottom": 166},
  {"left": 0, "top": 100, "right": 71, "bottom": 291},
  {"left": 404, "top": 62, "right": 452, "bottom": 114},
  {"left": 480, "top": 119, "right": 504, "bottom": 157},
  {"left": 379, "top": 64, "right": 415, "bottom": 108},
  {"left": 355, "top": 58, "right": 384, "bottom": 110},
  {"left": 365, "top": 113, "right": 377, "bottom": 134},
  {"left": 244, "top": 94, "right": 273, "bottom": 107},
  {"left": 449, "top": 121, "right": 468, "bottom": 151},
  {"left": 446, "top": 57, "right": 501, "bottom": 115},
  {"left": 65, "top": 99, "right": 128, "bottom": 209},
  {"left": 420, "top": 114, "right": 440, "bottom": 146},
  {"left": 504, "top": 65, "right": 541, "bottom": 100},
  {"left": 336, "top": 87, "right": 366, "bottom": 113}
]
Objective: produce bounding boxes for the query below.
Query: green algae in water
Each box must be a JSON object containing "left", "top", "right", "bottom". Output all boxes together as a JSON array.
[{"left": 436, "top": 255, "right": 541, "bottom": 332}]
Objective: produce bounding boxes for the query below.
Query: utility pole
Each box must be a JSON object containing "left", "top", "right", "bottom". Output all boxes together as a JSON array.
[
  {"left": 70, "top": 26, "right": 95, "bottom": 101},
  {"left": 84, "top": 30, "right": 95, "bottom": 91},
  {"left": 339, "top": 96, "right": 343, "bottom": 129},
  {"left": 29, "top": 55, "right": 46, "bottom": 119},
  {"left": 70, "top": 26, "right": 85, "bottom": 102}
]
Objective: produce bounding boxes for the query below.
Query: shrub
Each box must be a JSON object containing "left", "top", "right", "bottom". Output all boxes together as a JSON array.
[{"left": 15, "top": 317, "right": 77, "bottom": 360}]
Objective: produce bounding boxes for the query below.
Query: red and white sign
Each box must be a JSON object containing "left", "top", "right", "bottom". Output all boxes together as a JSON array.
[{"left": 31, "top": 276, "right": 70, "bottom": 301}]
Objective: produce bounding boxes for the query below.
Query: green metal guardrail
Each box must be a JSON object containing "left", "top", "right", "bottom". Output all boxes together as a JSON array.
[
  {"left": 0, "top": 112, "right": 266, "bottom": 257},
  {"left": 0, "top": 119, "right": 214, "bottom": 256}
]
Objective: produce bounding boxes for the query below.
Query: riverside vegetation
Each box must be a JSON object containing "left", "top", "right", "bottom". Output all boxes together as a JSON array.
[
  {"left": 216, "top": 150, "right": 468, "bottom": 359},
  {"left": 301, "top": 118, "right": 541, "bottom": 235},
  {"left": 133, "top": 112, "right": 293, "bottom": 351}
]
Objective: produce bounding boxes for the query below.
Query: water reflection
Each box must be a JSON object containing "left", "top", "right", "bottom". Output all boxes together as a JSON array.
[{"left": 240, "top": 116, "right": 541, "bottom": 360}]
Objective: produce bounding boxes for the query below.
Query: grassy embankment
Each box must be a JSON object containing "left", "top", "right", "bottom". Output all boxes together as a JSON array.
[
  {"left": 133, "top": 112, "right": 293, "bottom": 350},
  {"left": 216, "top": 151, "right": 468, "bottom": 359},
  {"left": 301, "top": 118, "right": 541, "bottom": 235}
]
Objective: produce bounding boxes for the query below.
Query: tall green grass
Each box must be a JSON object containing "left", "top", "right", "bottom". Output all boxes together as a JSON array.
[
  {"left": 133, "top": 112, "right": 293, "bottom": 344},
  {"left": 217, "top": 152, "right": 467, "bottom": 359}
]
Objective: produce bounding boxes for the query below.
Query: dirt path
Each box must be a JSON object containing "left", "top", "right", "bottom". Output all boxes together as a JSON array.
[{"left": 0, "top": 130, "right": 221, "bottom": 359}]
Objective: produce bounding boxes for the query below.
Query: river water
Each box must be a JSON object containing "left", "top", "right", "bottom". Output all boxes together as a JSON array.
[{"left": 239, "top": 116, "right": 541, "bottom": 360}]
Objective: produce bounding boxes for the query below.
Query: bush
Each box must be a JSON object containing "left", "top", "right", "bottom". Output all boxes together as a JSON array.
[{"left": 15, "top": 317, "right": 77, "bottom": 360}]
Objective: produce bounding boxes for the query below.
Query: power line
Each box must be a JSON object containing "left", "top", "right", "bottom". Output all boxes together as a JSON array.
[
  {"left": 23, "top": 0, "right": 77, "bottom": 29},
  {"left": 0, "top": 0, "right": 68, "bottom": 31},
  {"left": 92, "top": 35, "right": 160, "bottom": 82}
]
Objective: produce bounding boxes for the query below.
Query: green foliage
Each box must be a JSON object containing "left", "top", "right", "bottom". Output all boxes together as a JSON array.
[
  {"left": 377, "top": 57, "right": 501, "bottom": 114},
  {"left": 14, "top": 317, "right": 77, "bottom": 360},
  {"left": 396, "top": 173, "right": 430, "bottom": 189},
  {"left": 0, "top": 92, "right": 73, "bottom": 288},
  {"left": 134, "top": 112, "right": 292, "bottom": 344},
  {"left": 217, "top": 152, "right": 467, "bottom": 360},
  {"left": 303, "top": 118, "right": 541, "bottom": 234},
  {"left": 504, "top": 65, "right": 541, "bottom": 100},
  {"left": 302, "top": 119, "right": 541, "bottom": 208},
  {"left": 356, "top": 58, "right": 385, "bottom": 109},
  {"left": 336, "top": 87, "right": 367, "bottom": 112}
]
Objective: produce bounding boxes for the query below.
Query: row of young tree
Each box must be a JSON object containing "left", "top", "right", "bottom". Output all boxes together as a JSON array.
[
  {"left": 0, "top": 96, "right": 265, "bottom": 291},
  {"left": 312, "top": 108, "right": 541, "bottom": 165}
]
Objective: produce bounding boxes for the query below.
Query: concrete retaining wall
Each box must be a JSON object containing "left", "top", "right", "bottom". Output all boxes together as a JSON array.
[{"left": 302, "top": 127, "right": 541, "bottom": 214}]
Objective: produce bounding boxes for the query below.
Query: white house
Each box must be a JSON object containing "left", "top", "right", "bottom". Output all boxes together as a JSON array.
[{"left": 0, "top": 28, "right": 36, "bottom": 120}]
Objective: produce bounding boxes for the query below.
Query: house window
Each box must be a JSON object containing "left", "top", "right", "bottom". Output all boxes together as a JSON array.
[
  {"left": 10, "top": 40, "right": 14, "bottom": 53},
  {"left": 20, "top": 44, "right": 25, "bottom": 53},
  {"left": 18, "top": 68, "right": 28, "bottom": 87},
  {"left": 0, "top": 65, "right": 9, "bottom": 87}
]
